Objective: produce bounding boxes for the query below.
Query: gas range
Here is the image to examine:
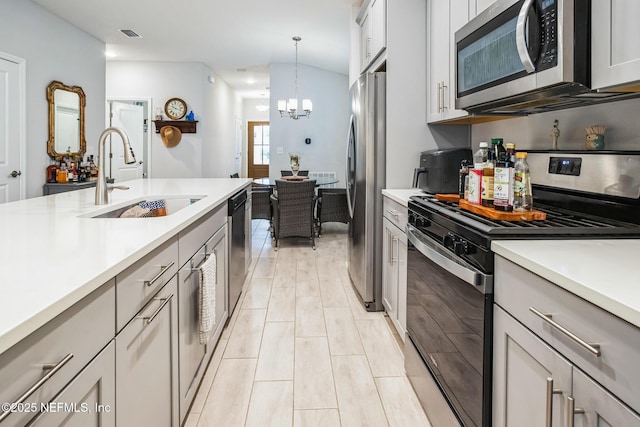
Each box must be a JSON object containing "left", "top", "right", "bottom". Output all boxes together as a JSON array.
[{"left": 407, "top": 151, "right": 640, "bottom": 274}]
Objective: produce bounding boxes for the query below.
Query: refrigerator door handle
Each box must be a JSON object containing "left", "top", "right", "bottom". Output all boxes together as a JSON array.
[{"left": 345, "top": 114, "right": 356, "bottom": 218}]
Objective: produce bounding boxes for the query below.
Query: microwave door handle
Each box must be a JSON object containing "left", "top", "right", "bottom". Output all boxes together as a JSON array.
[{"left": 516, "top": 0, "right": 536, "bottom": 73}]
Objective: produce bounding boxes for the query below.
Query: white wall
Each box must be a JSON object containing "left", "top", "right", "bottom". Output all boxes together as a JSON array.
[
  {"left": 0, "top": 0, "right": 105, "bottom": 198},
  {"left": 269, "top": 63, "right": 349, "bottom": 181},
  {"left": 384, "top": 0, "right": 469, "bottom": 188},
  {"left": 472, "top": 97, "right": 640, "bottom": 152},
  {"left": 106, "top": 61, "right": 242, "bottom": 178}
]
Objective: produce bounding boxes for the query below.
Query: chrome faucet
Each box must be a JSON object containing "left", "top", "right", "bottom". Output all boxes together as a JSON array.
[{"left": 95, "top": 127, "right": 136, "bottom": 205}]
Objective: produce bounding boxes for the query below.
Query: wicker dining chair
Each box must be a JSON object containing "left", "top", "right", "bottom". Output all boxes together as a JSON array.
[
  {"left": 316, "top": 188, "right": 349, "bottom": 236},
  {"left": 270, "top": 179, "right": 317, "bottom": 250},
  {"left": 251, "top": 186, "right": 273, "bottom": 220}
]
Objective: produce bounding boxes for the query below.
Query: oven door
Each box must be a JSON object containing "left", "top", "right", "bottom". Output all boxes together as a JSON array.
[{"left": 405, "top": 224, "right": 493, "bottom": 427}]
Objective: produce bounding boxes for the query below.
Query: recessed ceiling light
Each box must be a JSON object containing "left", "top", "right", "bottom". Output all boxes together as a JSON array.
[
  {"left": 247, "top": 78, "right": 255, "bottom": 85},
  {"left": 105, "top": 51, "right": 118, "bottom": 58}
]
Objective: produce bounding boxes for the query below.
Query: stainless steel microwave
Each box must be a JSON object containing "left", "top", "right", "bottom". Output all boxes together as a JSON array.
[{"left": 454, "top": 0, "right": 638, "bottom": 115}]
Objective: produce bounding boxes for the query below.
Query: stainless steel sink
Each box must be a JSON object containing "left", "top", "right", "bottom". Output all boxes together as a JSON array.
[{"left": 81, "top": 196, "right": 204, "bottom": 218}]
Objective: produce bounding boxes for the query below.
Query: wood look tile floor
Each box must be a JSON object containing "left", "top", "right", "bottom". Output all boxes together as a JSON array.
[{"left": 186, "top": 220, "right": 431, "bottom": 427}]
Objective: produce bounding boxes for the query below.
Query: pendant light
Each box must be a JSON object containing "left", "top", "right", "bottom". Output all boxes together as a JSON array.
[{"left": 277, "top": 36, "right": 312, "bottom": 120}]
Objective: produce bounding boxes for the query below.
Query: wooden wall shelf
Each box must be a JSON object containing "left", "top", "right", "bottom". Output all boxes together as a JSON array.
[{"left": 153, "top": 120, "right": 198, "bottom": 134}]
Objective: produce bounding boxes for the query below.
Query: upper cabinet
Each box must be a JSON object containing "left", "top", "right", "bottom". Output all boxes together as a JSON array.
[
  {"left": 357, "top": 0, "right": 386, "bottom": 72},
  {"left": 471, "top": 0, "right": 495, "bottom": 17},
  {"left": 427, "top": 0, "right": 471, "bottom": 123},
  {"left": 592, "top": 0, "right": 640, "bottom": 91}
]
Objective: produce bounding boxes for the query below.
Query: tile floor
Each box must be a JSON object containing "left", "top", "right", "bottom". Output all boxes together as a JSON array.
[{"left": 185, "top": 220, "right": 431, "bottom": 427}]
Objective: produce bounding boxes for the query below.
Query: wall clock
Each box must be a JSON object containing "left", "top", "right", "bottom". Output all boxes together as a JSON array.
[{"left": 164, "top": 97, "right": 187, "bottom": 120}]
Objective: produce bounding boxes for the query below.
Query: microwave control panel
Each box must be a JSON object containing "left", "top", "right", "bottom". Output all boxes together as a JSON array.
[{"left": 537, "top": 0, "right": 557, "bottom": 71}]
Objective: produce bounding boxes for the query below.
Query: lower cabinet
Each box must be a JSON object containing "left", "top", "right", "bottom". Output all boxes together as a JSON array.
[
  {"left": 381, "top": 216, "right": 407, "bottom": 340},
  {"left": 115, "top": 278, "right": 179, "bottom": 427},
  {"left": 27, "top": 341, "right": 116, "bottom": 427},
  {"left": 494, "top": 305, "right": 640, "bottom": 427},
  {"left": 178, "top": 223, "right": 228, "bottom": 423}
]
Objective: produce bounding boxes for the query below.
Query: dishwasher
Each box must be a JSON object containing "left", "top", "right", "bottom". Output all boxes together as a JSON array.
[{"left": 227, "top": 189, "right": 247, "bottom": 315}]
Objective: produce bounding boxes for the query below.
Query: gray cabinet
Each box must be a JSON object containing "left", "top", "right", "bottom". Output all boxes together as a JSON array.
[
  {"left": 426, "top": 0, "right": 470, "bottom": 123},
  {"left": 26, "top": 341, "right": 116, "bottom": 427},
  {"left": 494, "top": 255, "right": 640, "bottom": 427},
  {"left": 493, "top": 305, "right": 572, "bottom": 427},
  {"left": 357, "top": 0, "right": 386, "bottom": 72},
  {"left": 178, "top": 223, "right": 228, "bottom": 423},
  {"left": 0, "top": 282, "right": 115, "bottom": 427},
  {"left": 592, "top": 0, "right": 640, "bottom": 90},
  {"left": 381, "top": 196, "right": 408, "bottom": 340},
  {"left": 116, "top": 277, "right": 179, "bottom": 427}
]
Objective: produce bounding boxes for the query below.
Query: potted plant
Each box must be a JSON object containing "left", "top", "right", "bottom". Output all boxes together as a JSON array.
[{"left": 289, "top": 153, "right": 300, "bottom": 176}]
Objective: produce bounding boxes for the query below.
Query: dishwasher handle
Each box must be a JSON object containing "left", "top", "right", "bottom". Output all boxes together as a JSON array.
[{"left": 228, "top": 189, "right": 248, "bottom": 214}]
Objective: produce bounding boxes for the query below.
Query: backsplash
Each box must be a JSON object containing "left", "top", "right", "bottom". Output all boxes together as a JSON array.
[{"left": 471, "top": 97, "right": 640, "bottom": 151}]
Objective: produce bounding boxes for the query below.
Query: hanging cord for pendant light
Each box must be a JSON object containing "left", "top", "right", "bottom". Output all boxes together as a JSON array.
[{"left": 293, "top": 36, "right": 300, "bottom": 105}]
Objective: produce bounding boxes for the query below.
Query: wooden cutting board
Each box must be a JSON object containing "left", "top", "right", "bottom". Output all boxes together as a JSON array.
[
  {"left": 458, "top": 199, "right": 546, "bottom": 221},
  {"left": 435, "top": 194, "right": 461, "bottom": 203}
]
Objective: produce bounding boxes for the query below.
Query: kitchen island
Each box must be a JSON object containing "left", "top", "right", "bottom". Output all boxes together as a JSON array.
[{"left": 0, "top": 178, "right": 251, "bottom": 426}]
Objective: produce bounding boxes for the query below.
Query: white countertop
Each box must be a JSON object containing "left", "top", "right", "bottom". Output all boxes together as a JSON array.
[
  {"left": 492, "top": 240, "right": 640, "bottom": 329},
  {"left": 382, "top": 188, "right": 426, "bottom": 207},
  {"left": 0, "top": 178, "right": 251, "bottom": 354}
]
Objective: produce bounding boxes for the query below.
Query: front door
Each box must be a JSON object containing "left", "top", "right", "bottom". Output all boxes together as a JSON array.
[
  {"left": 247, "top": 121, "right": 269, "bottom": 178},
  {"left": 108, "top": 101, "right": 144, "bottom": 182},
  {"left": 0, "top": 54, "right": 24, "bottom": 203}
]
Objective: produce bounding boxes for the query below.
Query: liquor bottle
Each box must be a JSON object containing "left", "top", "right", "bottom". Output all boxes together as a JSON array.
[
  {"left": 513, "top": 152, "right": 533, "bottom": 211},
  {"left": 494, "top": 151, "right": 514, "bottom": 212},
  {"left": 481, "top": 149, "right": 495, "bottom": 208}
]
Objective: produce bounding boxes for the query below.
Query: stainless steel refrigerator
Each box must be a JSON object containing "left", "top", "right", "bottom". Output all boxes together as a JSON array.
[{"left": 346, "top": 72, "right": 385, "bottom": 311}]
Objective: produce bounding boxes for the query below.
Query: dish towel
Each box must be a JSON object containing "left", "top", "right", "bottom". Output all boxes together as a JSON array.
[{"left": 198, "top": 253, "right": 217, "bottom": 344}]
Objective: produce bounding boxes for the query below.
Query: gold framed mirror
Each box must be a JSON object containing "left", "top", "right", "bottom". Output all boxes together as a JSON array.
[{"left": 47, "top": 80, "right": 86, "bottom": 159}]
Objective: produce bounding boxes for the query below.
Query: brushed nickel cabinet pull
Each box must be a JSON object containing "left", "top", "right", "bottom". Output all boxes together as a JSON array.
[
  {"left": 145, "top": 261, "right": 175, "bottom": 287},
  {"left": 0, "top": 353, "right": 74, "bottom": 422},
  {"left": 392, "top": 236, "right": 399, "bottom": 264},
  {"left": 139, "top": 294, "right": 173, "bottom": 325},
  {"left": 546, "top": 377, "right": 562, "bottom": 427},
  {"left": 529, "top": 307, "right": 602, "bottom": 357},
  {"left": 567, "top": 396, "right": 585, "bottom": 427}
]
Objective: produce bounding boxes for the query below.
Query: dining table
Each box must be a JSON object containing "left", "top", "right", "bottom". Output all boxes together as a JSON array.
[{"left": 252, "top": 177, "right": 340, "bottom": 187}]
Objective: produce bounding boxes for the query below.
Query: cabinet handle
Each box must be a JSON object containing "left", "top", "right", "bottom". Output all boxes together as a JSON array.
[
  {"left": 442, "top": 82, "right": 448, "bottom": 110},
  {"left": 567, "top": 396, "right": 585, "bottom": 427},
  {"left": 529, "top": 307, "right": 602, "bottom": 357},
  {"left": 366, "top": 36, "right": 372, "bottom": 59},
  {"left": 386, "top": 209, "right": 400, "bottom": 219},
  {"left": 0, "top": 353, "right": 74, "bottom": 422},
  {"left": 546, "top": 377, "right": 562, "bottom": 427},
  {"left": 392, "top": 236, "right": 398, "bottom": 264},
  {"left": 139, "top": 294, "right": 173, "bottom": 325},
  {"left": 437, "top": 82, "right": 442, "bottom": 112},
  {"left": 145, "top": 261, "right": 175, "bottom": 287}
]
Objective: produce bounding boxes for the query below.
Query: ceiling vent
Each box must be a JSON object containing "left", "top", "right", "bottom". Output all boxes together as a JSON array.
[
  {"left": 119, "top": 29, "right": 142, "bottom": 38},
  {"left": 235, "top": 68, "right": 248, "bottom": 72}
]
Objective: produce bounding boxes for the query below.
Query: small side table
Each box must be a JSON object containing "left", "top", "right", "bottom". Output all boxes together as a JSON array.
[{"left": 43, "top": 181, "right": 97, "bottom": 195}]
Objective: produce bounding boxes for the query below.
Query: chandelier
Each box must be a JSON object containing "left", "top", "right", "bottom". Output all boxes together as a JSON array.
[
  {"left": 278, "top": 36, "right": 312, "bottom": 120},
  {"left": 256, "top": 93, "right": 269, "bottom": 112}
]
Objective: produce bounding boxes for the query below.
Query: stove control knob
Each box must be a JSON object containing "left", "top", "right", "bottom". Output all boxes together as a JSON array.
[
  {"left": 408, "top": 213, "right": 416, "bottom": 225},
  {"left": 453, "top": 241, "right": 464, "bottom": 255}
]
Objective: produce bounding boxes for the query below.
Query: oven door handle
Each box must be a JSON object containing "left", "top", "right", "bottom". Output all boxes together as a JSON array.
[{"left": 406, "top": 224, "right": 492, "bottom": 291}]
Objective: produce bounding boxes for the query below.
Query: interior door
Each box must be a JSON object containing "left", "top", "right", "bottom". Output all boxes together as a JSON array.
[
  {"left": 247, "top": 121, "right": 269, "bottom": 178},
  {"left": 109, "top": 101, "right": 144, "bottom": 182},
  {"left": 0, "top": 55, "right": 23, "bottom": 203}
]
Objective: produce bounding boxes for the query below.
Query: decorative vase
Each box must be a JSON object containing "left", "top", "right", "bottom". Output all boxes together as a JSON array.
[{"left": 291, "top": 162, "right": 299, "bottom": 176}]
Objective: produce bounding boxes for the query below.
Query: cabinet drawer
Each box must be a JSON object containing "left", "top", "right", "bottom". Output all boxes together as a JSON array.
[
  {"left": 383, "top": 197, "right": 408, "bottom": 231},
  {"left": 495, "top": 255, "right": 640, "bottom": 412},
  {"left": 0, "top": 281, "right": 115, "bottom": 427},
  {"left": 178, "top": 205, "right": 227, "bottom": 268},
  {"left": 116, "top": 236, "right": 178, "bottom": 331}
]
